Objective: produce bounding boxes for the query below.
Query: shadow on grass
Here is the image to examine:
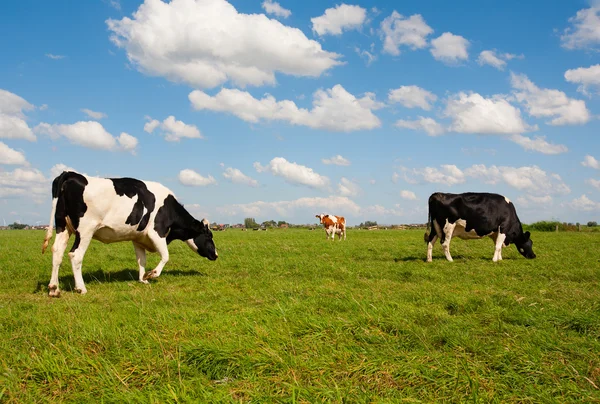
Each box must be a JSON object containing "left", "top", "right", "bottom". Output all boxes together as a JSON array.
[{"left": 35, "top": 268, "right": 207, "bottom": 293}]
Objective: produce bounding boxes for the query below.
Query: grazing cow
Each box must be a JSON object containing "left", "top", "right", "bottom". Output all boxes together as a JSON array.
[
  {"left": 315, "top": 214, "right": 346, "bottom": 241},
  {"left": 42, "top": 171, "right": 218, "bottom": 297},
  {"left": 424, "top": 192, "right": 535, "bottom": 262}
]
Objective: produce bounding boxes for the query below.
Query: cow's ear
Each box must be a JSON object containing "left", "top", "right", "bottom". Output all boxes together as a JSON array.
[{"left": 524, "top": 231, "right": 530, "bottom": 239}]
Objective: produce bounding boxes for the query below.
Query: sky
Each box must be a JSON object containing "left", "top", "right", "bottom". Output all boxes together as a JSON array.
[{"left": 1, "top": 0, "right": 600, "bottom": 226}]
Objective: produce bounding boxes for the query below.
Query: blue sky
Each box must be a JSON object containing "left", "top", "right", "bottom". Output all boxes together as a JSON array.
[{"left": 1, "top": 0, "right": 599, "bottom": 226}]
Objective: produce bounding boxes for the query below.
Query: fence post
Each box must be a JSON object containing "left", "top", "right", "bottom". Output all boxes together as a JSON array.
[{"left": 555, "top": 224, "right": 559, "bottom": 233}]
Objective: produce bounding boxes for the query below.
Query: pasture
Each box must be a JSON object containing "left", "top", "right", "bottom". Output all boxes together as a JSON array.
[{"left": 0, "top": 228, "right": 599, "bottom": 403}]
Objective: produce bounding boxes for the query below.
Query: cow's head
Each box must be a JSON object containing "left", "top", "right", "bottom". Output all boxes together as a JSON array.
[
  {"left": 516, "top": 231, "right": 536, "bottom": 259},
  {"left": 186, "top": 219, "right": 218, "bottom": 261},
  {"left": 316, "top": 214, "right": 325, "bottom": 223}
]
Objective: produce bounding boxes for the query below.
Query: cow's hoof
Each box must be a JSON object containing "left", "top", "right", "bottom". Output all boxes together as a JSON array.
[
  {"left": 48, "top": 285, "right": 61, "bottom": 298},
  {"left": 74, "top": 288, "right": 87, "bottom": 295},
  {"left": 143, "top": 270, "right": 156, "bottom": 280},
  {"left": 139, "top": 279, "right": 149, "bottom": 284},
  {"left": 426, "top": 258, "right": 432, "bottom": 263}
]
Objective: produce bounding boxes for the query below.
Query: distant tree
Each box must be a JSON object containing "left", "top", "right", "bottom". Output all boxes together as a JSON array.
[
  {"left": 244, "top": 218, "right": 259, "bottom": 229},
  {"left": 364, "top": 220, "right": 378, "bottom": 227},
  {"left": 277, "top": 221, "right": 288, "bottom": 227},
  {"left": 9, "top": 222, "right": 27, "bottom": 230},
  {"left": 262, "top": 220, "right": 277, "bottom": 228},
  {"left": 588, "top": 221, "right": 598, "bottom": 227}
]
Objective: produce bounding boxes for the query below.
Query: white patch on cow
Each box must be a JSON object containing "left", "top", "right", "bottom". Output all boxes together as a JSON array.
[
  {"left": 493, "top": 231, "right": 506, "bottom": 262},
  {"left": 186, "top": 239, "right": 198, "bottom": 252},
  {"left": 504, "top": 196, "right": 511, "bottom": 204},
  {"left": 202, "top": 218, "right": 209, "bottom": 226},
  {"left": 451, "top": 218, "right": 492, "bottom": 240},
  {"left": 328, "top": 215, "right": 338, "bottom": 224}
]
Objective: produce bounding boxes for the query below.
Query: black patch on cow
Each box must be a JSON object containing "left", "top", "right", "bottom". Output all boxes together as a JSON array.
[
  {"left": 110, "top": 178, "right": 156, "bottom": 232},
  {"left": 154, "top": 195, "right": 202, "bottom": 242},
  {"left": 70, "top": 231, "right": 81, "bottom": 253},
  {"left": 51, "top": 171, "right": 88, "bottom": 234}
]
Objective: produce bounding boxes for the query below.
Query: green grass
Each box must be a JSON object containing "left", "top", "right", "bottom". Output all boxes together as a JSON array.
[{"left": 1, "top": 228, "right": 599, "bottom": 403}]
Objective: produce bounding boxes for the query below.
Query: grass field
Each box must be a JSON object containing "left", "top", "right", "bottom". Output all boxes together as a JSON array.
[{"left": 0, "top": 228, "right": 599, "bottom": 403}]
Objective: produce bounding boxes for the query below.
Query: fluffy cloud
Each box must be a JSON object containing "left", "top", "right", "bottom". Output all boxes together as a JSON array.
[
  {"left": 261, "top": 0, "right": 291, "bottom": 19},
  {"left": 35, "top": 121, "right": 138, "bottom": 153},
  {"left": 445, "top": 92, "right": 533, "bottom": 135},
  {"left": 399, "top": 190, "right": 417, "bottom": 200},
  {"left": 582, "top": 155, "right": 600, "bottom": 169},
  {"left": 50, "top": 163, "right": 78, "bottom": 178},
  {"left": 395, "top": 117, "right": 444, "bottom": 136},
  {"left": 322, "top": 155, "right": 350, "bottom": 166},
  {"left": 45, "top": 54, "right": 65, "bottom": 60},
  {"left": 311, "top": 4, "right": 366, "bottom": 36},
  {"left": 0, "top": 142, "right": 28, "bottom": 165},
  {"left": 0, "top": 89, "right": 36, "bottom": 141},
  {"left": 337, "top": 177, "right": 361, "bottom": 197},
  {"left": 144, "top": 116, "right": 203, "bottom": 141},
  {"left": 430, "top": 32, "right": 469, "bottom": 64},
  {"left": 81, "top": 108, "right": 107, "bottom": 120},
  {"left": 222, "top": 167, "right": 259, "bottom": 187},
  {"left": 107, "top": 0, "right": 341, "bottom": 88},
  {"left": 511, "top": 73, "right": 590, "bottom": 126},
  {"left": 561, "top": 6, "right": 600, "bottom": 50},
  {"left": 508, "top": 134, "right": 568, "bottom": 155},
  {"left": 477, "top": 50, "right": 521, "bottom": 70},
  {"left": 0, "top": 168, "right": 47, "bottom": 199},
  {"left": 568, "top": 194, "right": 600, "bottom": 211},
  {"left": 254, "top": 157, "right": 329, "bottom": 189},
  {"left": 388, "top": 85, "right": 437, "bottom": 110},
  {"left": 564, "top": 64, "right": 600, "bottom": 96},
  {"left": 189, "top": 84, "right": 382, "bottom": 132},
  {"left": 586, "top": 178, "right": 600, "bottom": 190},
  {"left": 464, "top": 164, "right": 571, "bottom": 196},
  {"left": 516, "top": 195, "right": 553, "bottom": 208},
  {"left": 380, "top": 11, "right": 433, "bottom": 55},
  {"left": 401, "top": 165, "right": 466, "bottom": 186},
  {"left": 178, "top": 169, "right": 217, "bottom": 187}
]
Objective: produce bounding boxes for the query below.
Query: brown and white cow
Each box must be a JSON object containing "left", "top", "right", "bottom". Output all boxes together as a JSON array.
[{"left": 316, "top": 214, "right": 346, "bottom": 241}]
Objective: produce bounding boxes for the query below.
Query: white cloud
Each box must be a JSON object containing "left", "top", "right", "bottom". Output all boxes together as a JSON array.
[
  {"left": 322, "top": 155, "right": 350, "bottom": 166},
  {"left": 81, "top": 108, "right": 107, "bottom": 120},
  {"left": 355, "top": 46, "right": 377, "bottom": 65},
  {"left": 34, "top": 121, "right": 138, "bottom": 153},
  {"left": 445, "top": 92, "right": 533, "bottom": 135},
  {"left": 477, "top": 50, "right": 522, "bottom": 70},
  {"left": 337, "top": 177, "right": 361, "bottom": 197},
  {"left": 388, "top": 85, "right": 437, "bottom": 110},
  {"left": 217, "top": 195, "right": 361, "bottom": 218},
  {"left": 106, "top": 0, "right": 342, "bottom": 88},
  {"left": 144, "top": 116, "right": 203, "bottom": 142},
  {"left": 0, "top": 89, "right": 36, "bottom": 141},
  {"left": 0, "top": 142, "right": 28, "bottom": 166},
  {"left": 178, "top": 169, "right": 217, "bottom": 187},
  {"left": 395, "top": 117, "right": 445, "bottom": 136},
  {"left": 508, "top": 134, "right": 568, "bottom": 155},
  {"left": 568, "top": 194, "right": 600, "bottom": 211},
  {"left": 516, "top": 195, "right": 553, "bottom": 208},
  {"left": 50, "top": 163, "right": 77, "bottom": 178},
  {"left": 464, "top": 164, "right": 571, "bottom": 196},
  {"left": 561, "top": 7, "right": 600, "bottom": 50},
  {"left": 189, "top": 84, "right": 382, "bottom": 132},
  {"left": 380, "top": 11, "right": 433, "bottom": 55},
  {"left": 222, "top": 167, "right": 259, "bottom": 187},
  {"left": 0, "top": 168, "right": 47, "bottom": 199},
  {"left": 254, "top": 157, "right": 329, "bottom": 189},
  {"left": 430, "top": 32, "right": 469, "bottom": 64},
  {"left": 108, "top": 0, "right": 121, "bottom": 11},
  {"left": 45, "top": 54, "right": 65, "bottom": 60},
  {"left": 564, "top": 64, "right": 600, "bottom": 96},
  {"left": 311, "top": 4, "right": 366, "bottom": 36},
  {"left": 361, "top": 204, "right": 404, "bottom": 218},
  {"left": 586, "top": 178, "right": 600, "bottom": 190},
  {"left": 261, "top": 0, "right": 291, "bottom": 18},
  {"left": 582, "top": 155, "right": 600, "bottom": 169},
  {"left": 511, "top": 73, "right": 590, "bottom": 126},
  {"left": 401, "top": 165, "right": 466, "bottom": 186},
  {"left": 399, "top": 190, "right": 417, "bottom": 200}
]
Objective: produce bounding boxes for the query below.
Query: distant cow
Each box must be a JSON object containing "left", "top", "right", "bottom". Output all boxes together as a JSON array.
[
  {"left": 42, "top": 171, "right": 218, "bottom": 297},
  {"left": 316, "top": 214, "right": 346, "bottom": 241},
  {"left": 424, "top": 192, "right": 535, "bottom": 262}
]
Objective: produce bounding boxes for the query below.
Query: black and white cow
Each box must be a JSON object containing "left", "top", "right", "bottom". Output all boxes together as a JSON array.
[
  {"left": 42, "top": 171, "right": 218, "bottom": 297},
  {"left": 424, "top": 192, "right": 536, "bottom": 262}
]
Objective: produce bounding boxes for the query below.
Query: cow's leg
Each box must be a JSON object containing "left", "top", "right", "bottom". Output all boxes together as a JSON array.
[
  {"left": 343, "top": 228, "right": 346, "bottom": 240},
  {"left": 133, "top": 243, "right": 148, "bottom": 284},
  {"left": 143, "top": 235, "right": 169, "bottom": 280},
  {"left": 492, "top": 232, "right": 506, "bottom": 262},
  {"left": 68, "top": 230, "right": 94, "bottom": 294},
  {"left": 48, "top": 229, "right": 71, "bottom": 297},
  {"left": 442, "top": 221, "right": 456, "bottom": 262},
  {"left": 426, "top": 234, "right": 438, "bottom": 262}
]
